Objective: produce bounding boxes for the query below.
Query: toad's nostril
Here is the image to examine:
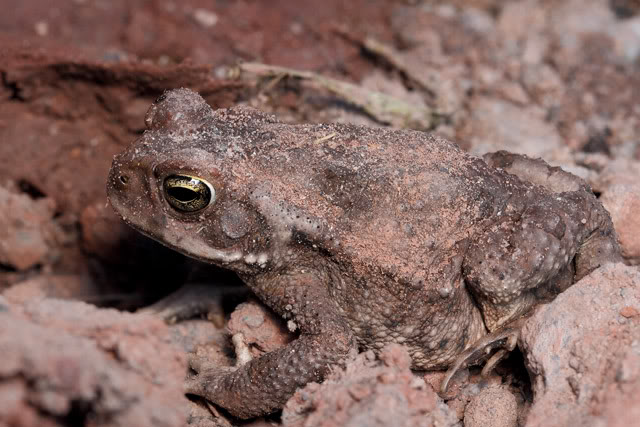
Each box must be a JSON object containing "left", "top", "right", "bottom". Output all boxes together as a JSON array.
[{"left": 119, "top": 174, "right": 129, "bottom": 185}]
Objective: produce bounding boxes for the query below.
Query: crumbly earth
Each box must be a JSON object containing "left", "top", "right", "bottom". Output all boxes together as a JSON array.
[
  {"left": 281, "top": 344, "right": 459, "bottom": 427},
  {"left": 521, "top": 263, "right": 640, "bottom": 427},
  {"left": 0, "top": 296, "right": 188, "bottom": 427},
  {"left": 107, "top": 88, "right": 619, "bottom": 418},
  {"left": 463, "top": 385, "right": 518, "bottom": 427}
]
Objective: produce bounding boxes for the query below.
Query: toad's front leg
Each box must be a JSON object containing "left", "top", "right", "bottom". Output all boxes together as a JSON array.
[{"left": 186, "top": 269, "right": 356, "bottom": 419}]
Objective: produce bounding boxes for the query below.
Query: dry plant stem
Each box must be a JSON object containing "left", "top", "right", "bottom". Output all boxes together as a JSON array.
[
  {"left": 237, "top": 62, "right": 439, "bottom": 129},
  {"left": 363, "top": 37, "right": 440, "bottom": 95},
  {"left": 335, "top": 27, "right": 439, "bottom": 97}
]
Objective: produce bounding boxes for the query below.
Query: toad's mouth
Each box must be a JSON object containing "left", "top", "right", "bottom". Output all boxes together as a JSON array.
[
  {"left": 132, "top": 224, "right": 242, "bottom": 264},
  {"left": 132, "top": 222, "right": 270, "bottom": 269},
  {"left": 163, "top": 231, "right": 244, "bottom": 264}
]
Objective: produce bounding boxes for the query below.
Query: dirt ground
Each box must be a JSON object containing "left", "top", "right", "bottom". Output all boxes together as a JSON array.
[{"left": 1, "top": 1, "right": 640, "bottom": 426}]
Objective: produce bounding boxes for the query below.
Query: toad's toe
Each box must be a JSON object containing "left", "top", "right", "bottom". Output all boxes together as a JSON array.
[{"left": 440, "top": 324, "right": 521, "bottom": 394}]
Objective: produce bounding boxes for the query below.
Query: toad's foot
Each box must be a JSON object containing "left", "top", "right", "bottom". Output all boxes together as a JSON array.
[
  {"left": 184, "top": 332, "right": 353, "bottom": 419},
  {"left": 185, "top": 354, "right": 237, "bottom": 395},
  {"left": 139, "top": 283, "right": 248, "bottom": 324},
  {"left": 440, "top": 325, "right": 520, "bottom": 394}
]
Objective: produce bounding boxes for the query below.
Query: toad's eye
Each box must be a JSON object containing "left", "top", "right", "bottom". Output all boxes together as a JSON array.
[{"left": 163, "top": 175, "right": 214, "bottom": 212}]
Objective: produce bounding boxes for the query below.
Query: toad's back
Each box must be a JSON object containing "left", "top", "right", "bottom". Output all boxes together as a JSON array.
[{"left": 229, "top": 118, "right": 508, "bottom": 283}]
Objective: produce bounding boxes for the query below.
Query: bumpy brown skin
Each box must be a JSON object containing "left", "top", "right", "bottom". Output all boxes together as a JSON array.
[{"left": 106, "top": 89, "right": 620, "bottom": 419}]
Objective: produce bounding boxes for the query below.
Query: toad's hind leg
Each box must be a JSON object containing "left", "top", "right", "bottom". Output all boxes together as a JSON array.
[
  {"left": 444, "top": 152, "right": 621, "bottom": 392},
  {"left": 471, "top": 152, "right": 618, "bottom": 331},
  {"left": 463, "top": 209, "right": 578, "bottom": 334},
  {"left": 483, "top": 151, "right": 621, "bottom": 280}
]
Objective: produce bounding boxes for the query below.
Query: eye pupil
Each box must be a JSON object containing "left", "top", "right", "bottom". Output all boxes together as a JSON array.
[
  {"left": 167, "top": 186, "right": 197, "bottom": 202},
  {"left": 163, "top": 175, "right": 214, "bottom": 212}
]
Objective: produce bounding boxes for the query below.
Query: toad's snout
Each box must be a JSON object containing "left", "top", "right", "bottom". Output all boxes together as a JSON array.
[{"left": 106, "top": 154, "right": 160, "bottom": 231}]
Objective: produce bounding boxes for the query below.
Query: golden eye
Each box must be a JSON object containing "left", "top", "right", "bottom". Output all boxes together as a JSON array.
[{"left": 163, "top": 175, "right": 214, "bottom": 212}]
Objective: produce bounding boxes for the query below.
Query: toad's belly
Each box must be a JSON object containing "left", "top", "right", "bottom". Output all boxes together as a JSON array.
[{"left": 331, "top": 275, "right": 487, "bottom": 370}]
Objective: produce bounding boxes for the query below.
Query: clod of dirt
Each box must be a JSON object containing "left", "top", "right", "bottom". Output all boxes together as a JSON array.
[
  {"left": 2, "top": 274, "right": 101, "bottom": 305},
  {"left": 463, "top": 385, "right": 518, "bottom": 427},
  {"left": 0, "top": 296, "right": 188, "bottom": 427},
  {"left": 520, "top": 263, "right": 640, "bottom": 427},
  {"left": 429, "top": 367, "right": 506, "bottom": 422},
  {"left": 0, "top": 184, "right": 60, "bottom": 271},
  {"left": 281, "top": 344, "right": 458, "bottom": 427},
  {"left": 227, "top": 299, "right": 295, "bottom": 358}
]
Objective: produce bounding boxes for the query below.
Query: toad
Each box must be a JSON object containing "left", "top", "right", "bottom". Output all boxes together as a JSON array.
[{"left": 107, "top": 89, "right": 619, "bottom": 418}]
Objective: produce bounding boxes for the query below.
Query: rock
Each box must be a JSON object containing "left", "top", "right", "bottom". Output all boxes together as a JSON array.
[
  {"left": 520, "top": 64, "right": 565, "bottom": 109},
  {"left": 520, "top": 263, "right": 640, "bottom": 427},
  {"left": 593, "top": 158, "right": 640, "bottom": 265},
  {"left": 600, "top": 184, "right": 640, "bottom": 265},
  {"left": 460, "top": 7, "right": 495, "bottom": 35},
  {"left": 496, "top": 0, "right": 548, "bottom": 62},
  {"left": 462, "top": 96, "right": 563, "bottom": 159},
  {"left": 610, "top": 15, "right": 640, "bottom": 61},
  {"left": 549, "top": 0, "right": 640, "bottom": 63},
  {"left": 0, "top": 297, "right": 188, "bottom": 427},
  {"left": 549, "top": 0, "right": 616, "bottom": 54},
  {"left": 281, "top": 344, "right": 458, "bottom": 427},
  {"left": 464, "top": 386, "right": 518, "bottom": 427}
]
